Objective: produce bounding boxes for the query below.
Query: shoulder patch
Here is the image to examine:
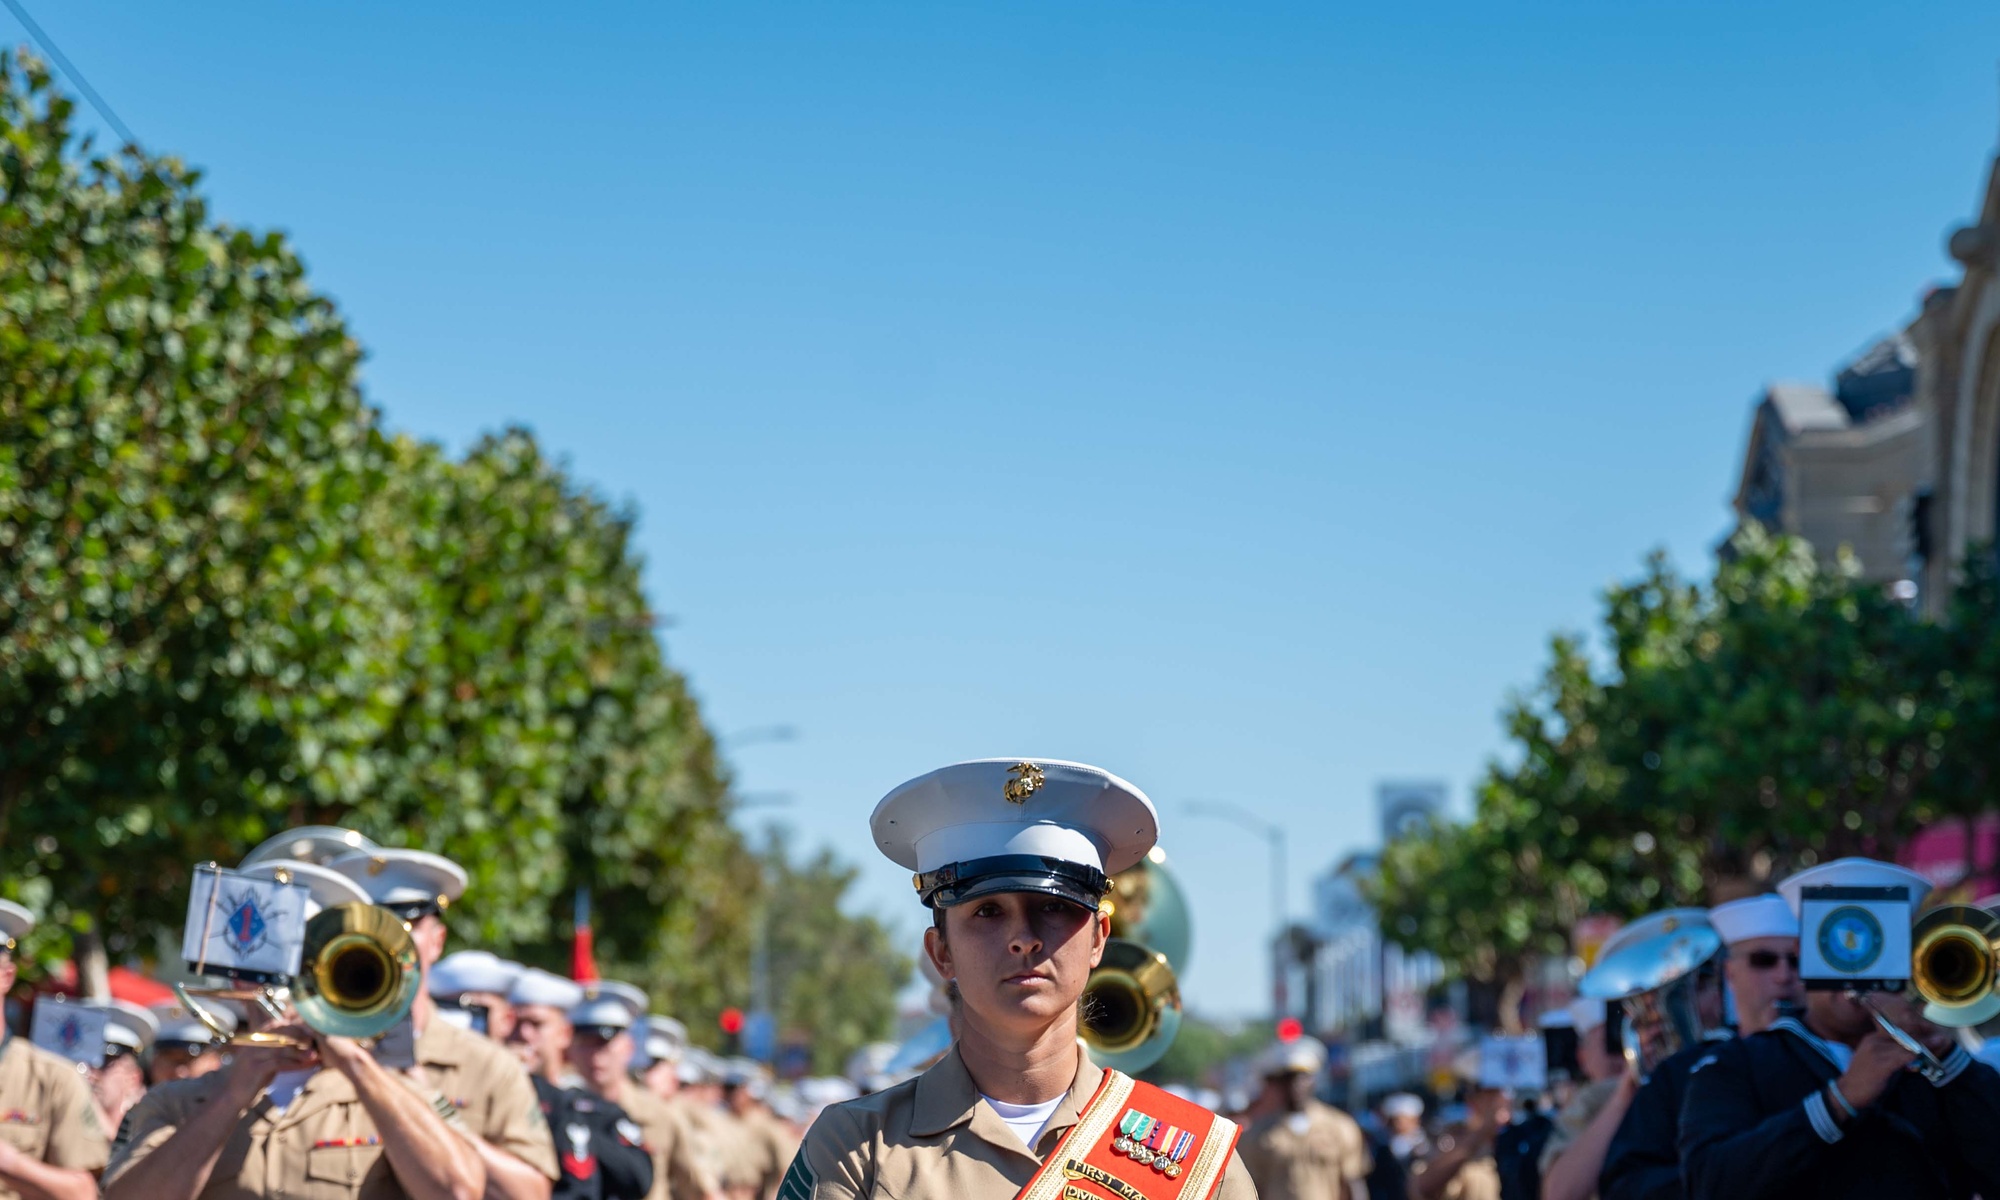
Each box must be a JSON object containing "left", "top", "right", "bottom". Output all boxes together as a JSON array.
[{"left": 777, "top": 1149, "right": 816, "bottom": 1200}]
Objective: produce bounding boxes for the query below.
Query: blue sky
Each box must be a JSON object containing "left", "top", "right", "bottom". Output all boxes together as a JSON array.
[{"left": 35, "top": 1, "right": 2000, "bottom": 1017}]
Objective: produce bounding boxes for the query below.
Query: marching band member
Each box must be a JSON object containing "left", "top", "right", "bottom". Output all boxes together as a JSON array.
[
  {"left": 1407, "top": 1051, "right": 1505, "bottom": 1200},
  {"left": 0, "top": 901, "right": 106, "bottom": 1200},
  {"left": 1680, "top": 858, "right": 2000, "bottom": 1200},
  {"left": 431, "top": 951, "right": 525, "bottom": 1041},
  {"left": 103, "top": 851, "right": 490, "bottom": 1200},
  {"left": 148, "top": 1003, "right": 236, "bottom": 1085},
  {"left": 1595, "top": 909, "right": 1724, "bottom": 1200},
  {"left": 788, "top": 759, "right": 1256, "bottom": 1200},
  {"left": 499, "top": 970, "right": 652, "bottom": 1200},
  {"left": 329, "top": 847, "right": 561, "bottom": 1200},
  {"left": 566, "top": 984, "right": 720, "bottom": 1200},
  {"left": 1537, "top": 999, "right": 1632, "bottom": 1200},
  {"left": 1708, "top": 894, "right": 1802, "bottom": 1037},
  {"left": 719, "top": 1058, "right": 795, "bottom": 1200},
  {"left": 631, "top": 1018, "right": 690, "bottom": 1104},
  {"left": 80, "top": 1002, "right": 155, "bottom": 1144},
  {"left": 1236, "top": 1036, "right": 1370, "bottom": 1200}
]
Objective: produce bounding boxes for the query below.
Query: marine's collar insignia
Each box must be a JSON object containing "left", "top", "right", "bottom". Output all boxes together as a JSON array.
[{"left": 1004, "top": 762, "right": 1046, "bottom": 804}]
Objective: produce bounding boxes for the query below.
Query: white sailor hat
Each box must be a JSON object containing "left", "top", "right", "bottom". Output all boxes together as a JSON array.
[
  {"left": 241, "top": 826, "right": 380, "bottom": 869},
  {"left": 1567, "top": 997, "right": 1607, "bottom": 1033},
  {"left": 430, "top": 950, "right": 524, "bottom": 999},
  {"left": 0, "top": 899, "right": 33, "bottom": 951},
  {"left": 1777, "top": 857, "right": 1933, "bottom": 916},
  {"left": 151, "top": 1000, "right": 234, "bottom": 1047},
  {"left": 1381, "top": 1092, "right": 1423, "bottom": 1119},
  {"left": 509, "top": 968, "right": 585, "bottom": 1012},
  {"left": 635, "top": 1015, "right": 689, "bottom": 1066},
  {"left": 570, "top": 981, "right": 648, "bottom": 1036},
  {"left": 1710, "top": 894, "right": 1800, "bottom": 945},
  {"left": 1257, "top": 1035, "right": 1328, "bottom": 1077},
  {"left": 88, "top": 1000, "right": 159, "bottom": 1059},
  {"left": 680, "top": 1046, "right": 722, "bottom": 1085},
  {"left": 326, "top": 847, "right": 468, "bottom": 916},
  {"left": 871, "top": 758, "right": 1158, "bottom": 909},
  {"left": 239, "top": 859, "right": 372, "bottom": 919}
]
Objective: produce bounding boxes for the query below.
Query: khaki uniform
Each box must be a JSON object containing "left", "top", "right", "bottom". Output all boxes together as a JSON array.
[
  {"left": 103, "top": 1065, "right": 467, "bottom": 1199},
  {"left": 622, "top": 1084, "right": 722, "bottom": 1200},
  {"left": 1238, "top": 1101, "right": 1369, "bottom": 1200},
  {"left": 790, "top": 1049, "right": 1255, "bottom": 1200},
  {"left": 723, "top": 1110, "right": 794, "bottom": 1200},
  {"left": 1536, "top": 1077, "right": 1619, "bottom": 1179},
  {"left": 1406, "top": 1126, "right": 1499, "bottom": 1200},
  {"left": 417, "top": 1013, "right": 558, "bottom": 1179},
  {"left": 0, "top": 1033, "right": 109, "bottom": 1199}
]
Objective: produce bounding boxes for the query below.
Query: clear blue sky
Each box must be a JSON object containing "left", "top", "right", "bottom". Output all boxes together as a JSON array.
[{"left": 36, "top": 1, "right": 2000, "bottom": 1017}]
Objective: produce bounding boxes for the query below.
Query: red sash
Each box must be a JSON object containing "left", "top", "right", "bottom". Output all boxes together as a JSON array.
[{"left": 1017, "top": 1071, "right": 1240, "bottom": 1200}]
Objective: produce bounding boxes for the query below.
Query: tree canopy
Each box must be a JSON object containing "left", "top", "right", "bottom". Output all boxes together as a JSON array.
[
  {"left": 0, "top": 54, "right": 900, "bottom": 1067},
  {"left": 1373, "top": 527, "right": 1976, "bottom": 990}
]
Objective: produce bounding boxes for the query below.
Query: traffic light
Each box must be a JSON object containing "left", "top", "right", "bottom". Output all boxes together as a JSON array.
[
  {"left": 719, "top": 1006, "right": 744, "bottom": 1054},
  {"left": 1276, "top": 1016, "right": 1304, "bottom": 1042}
]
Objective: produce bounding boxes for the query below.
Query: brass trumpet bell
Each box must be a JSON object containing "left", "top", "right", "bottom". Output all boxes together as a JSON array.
[
  {"left": 296, "top": 903, "right": 421, "bottom": 1040},
  {"left": 1913, "top": 904, "right": 2000, "bottom": 1028},
  {"left": 1082, "top": 938, "right": 1182, "bottom": 1074}
]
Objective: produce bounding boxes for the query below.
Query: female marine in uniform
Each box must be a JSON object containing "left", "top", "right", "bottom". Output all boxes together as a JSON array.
[{"left": 786, "top": 760, "right": 1257, "bottom": 1200}]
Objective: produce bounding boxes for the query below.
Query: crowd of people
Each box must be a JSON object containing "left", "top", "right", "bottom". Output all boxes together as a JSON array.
[
  {"left": 4, "top": 761, "right": 2000, "bottom": 1200},
  {"left": 0, "top": 833, "right": 804, "bottom": 1200},
  {"left": 1213, "top": 856, "right": 2000, "bottom": 1200}
]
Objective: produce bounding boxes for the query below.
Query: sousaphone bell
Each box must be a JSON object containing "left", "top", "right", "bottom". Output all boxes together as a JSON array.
[{"left": 1082, "top": 850, "right": 1191, "bottom": 1073}]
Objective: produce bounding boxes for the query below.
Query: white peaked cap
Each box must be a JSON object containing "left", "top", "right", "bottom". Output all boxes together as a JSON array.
[
  {"left": 152, "top": 1001, "right": 234, "bottom": 1044},
  {"left": 510, "top": 968, "right": 585, "bottom": 1011},
  {"left": 871, "top": 759, "right": 1157, "bottom": 907},
  {"left": 1258, "top": 1035, "right": 1328, "bottom": 1077},
  {"left": 430, "top": 950, "right": 524, "bottom": 998},
  {"left": 1710, "top": 894, "right": 1800, "bottom": 945},
  {"left": 241, "top": 826, "right": 379, "bottom": 869},
  {"left": 637, "top": 1016, "right": 689, "bottom": 1065},
  {"left": 239, "top": 859, "right": 371, "bottom": 919},
  {"left": 91, "top": 1000, "right": 159, "bottom": 1055},
  {"left": 0, "top": 899, "right": 33, "bottom": 948},
  {"left": 1568, "top": 997, "right": 1607, "bottom": 1033},
  {"left": 327, "top": 847, "right": 468, "bottom": 908},
  {"left": 569, "top": 981, "right": 648, "bottom": 1030},
  {"left": 1381, "top": 1093, "right": 1423, "bottom": 1119},
  {"left": 1777, "top": 858, "right": 1934, "bottom": 916}
]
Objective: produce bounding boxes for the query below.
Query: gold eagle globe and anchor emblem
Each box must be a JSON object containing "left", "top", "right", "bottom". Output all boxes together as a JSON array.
[{"left": 1004, "top": 762, "right": 1046, "bottom": 803}]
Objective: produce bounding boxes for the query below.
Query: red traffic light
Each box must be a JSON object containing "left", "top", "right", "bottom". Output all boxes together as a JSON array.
[
  {"left": 1276, "top": 1017, "right": 1304, "bottom": 1042},
  {"left": 719, "top": 1007, "right": 745, "bottom": 1035}
]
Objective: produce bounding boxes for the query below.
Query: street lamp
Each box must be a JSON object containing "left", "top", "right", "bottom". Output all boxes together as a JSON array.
[{"left": 1181, "top": 800, "right": 1288, "bottom": 942}]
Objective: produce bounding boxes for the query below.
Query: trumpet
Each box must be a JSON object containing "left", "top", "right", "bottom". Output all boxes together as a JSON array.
[
  {"left": 1082, "top": 851, "right": 1190, "bottom": 1074},
  {"left": 178, "top": 902, "right": 420, "bottom": 1051},
  {"left": 1910, "top": 904, "right": 2000, "bottom": 1027}
]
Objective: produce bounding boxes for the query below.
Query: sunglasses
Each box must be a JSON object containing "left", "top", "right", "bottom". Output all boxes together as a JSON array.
[{"left": 1744, "top": 950, "right": 1800, "bottom": 970}]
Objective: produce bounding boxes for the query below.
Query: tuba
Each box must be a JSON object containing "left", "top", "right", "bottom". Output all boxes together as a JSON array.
[
  {"left": 1081, "top": 850, "right": 1190, "bottom": 1074},
  {"left": 178, "top": 902, "right": 420, "bottom": 1049},
  {"left": 1578, "top": 910, "right": 1722, "bottom": 1077}
]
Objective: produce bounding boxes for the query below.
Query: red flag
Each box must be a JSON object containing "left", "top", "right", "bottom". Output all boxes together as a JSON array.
[{"left": 571, "top": 886, "right": 599, "bottom": 983}]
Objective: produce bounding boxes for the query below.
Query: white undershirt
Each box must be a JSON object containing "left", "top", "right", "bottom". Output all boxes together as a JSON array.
[{"left": 982, "top": 1093, "right": 1065, "bottom": 1152}]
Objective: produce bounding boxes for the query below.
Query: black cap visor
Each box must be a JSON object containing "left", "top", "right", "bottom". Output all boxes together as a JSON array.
[{"left": 917, "top": 855, "right": 1108, "bottom": 911}]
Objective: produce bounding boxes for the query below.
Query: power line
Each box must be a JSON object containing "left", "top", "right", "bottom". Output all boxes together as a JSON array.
[{"left": 0, "top": 0, "right": 137, "bottom": 148}]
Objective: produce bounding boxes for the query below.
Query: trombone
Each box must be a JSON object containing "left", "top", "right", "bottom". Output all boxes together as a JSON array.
[
  {"left": 178, "top": 902, "right": 421, "bottom": 1051},
  {"left": 1858, "top": 903, "right": 2000, "bottom": 1083}
]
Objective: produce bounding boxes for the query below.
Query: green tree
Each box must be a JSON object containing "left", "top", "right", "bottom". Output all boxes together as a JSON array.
[
  {"left": 1375, "top": 526, "right": 1959, "bottom": 991},
  {"left": 756, "top": 828, "right": 913, "bottom": 1075}
]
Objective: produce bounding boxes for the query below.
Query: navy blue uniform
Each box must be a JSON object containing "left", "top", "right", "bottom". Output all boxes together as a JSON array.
[
  {"left": 536, "top": 1075, "right": 655, "bottom": 1200},
  {"left": 1678, "top": 1019, "right": 2000, "bottom": 1200},
  {"left": 1596, "top": 1040, "right": 1712, "bottom": 1200}
]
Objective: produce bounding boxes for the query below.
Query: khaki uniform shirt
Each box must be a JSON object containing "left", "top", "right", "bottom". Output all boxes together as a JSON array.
[
  {"left": 1537, "top": 1077, "right": 1619, "bottom": 1179},
  {"left": 1406, "top": 1126, "right": 1499, "bottom": 1200},
  {"left": 724, "top": 1110, "right": 795, "bottom": 1200},
  {"left": 622, "top": 1084, "right": 722, "bottom": 1200},
  {"left": 0, "top": 1033, "right": 109, "bottom": 1198},
  {"left": 418, "top": 1014, "right": 559, "bottom": 1179},
  {"left": 102, "top": 1064, "right": 466, "bottom": 1199},
  {"left": 1238, "top": 1101, "right": 1369, "bottom": 1200},
  {"left": 791, "top": 1048, "right": 1256, "bottom": 1200}
]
